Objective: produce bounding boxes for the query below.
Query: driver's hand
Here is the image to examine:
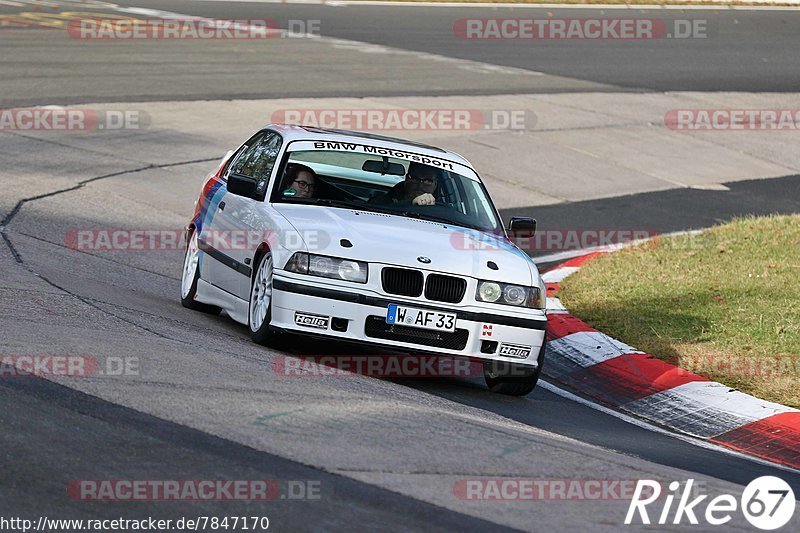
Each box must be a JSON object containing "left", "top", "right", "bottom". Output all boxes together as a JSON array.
[{"left": 412, "top": 193, "right": 435, "bottom": 206}]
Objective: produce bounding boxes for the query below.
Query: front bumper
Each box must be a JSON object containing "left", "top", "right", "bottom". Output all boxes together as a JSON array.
[{"left": 270, "top": 274, "right": 547, "bottom": 367}]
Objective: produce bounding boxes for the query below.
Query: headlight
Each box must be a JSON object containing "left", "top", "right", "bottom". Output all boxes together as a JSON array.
[
  {"left": 477, "top": 281, "right": 501, "bottom": 303},
  {"left": 285, "top": 252, "right": 368, "bottom": 283},
  {"left": 476, "top": 280, "right": 544, "bottom": 309},
  {"left": 503, "top": 285, "right": 527, "bottom": 306}
]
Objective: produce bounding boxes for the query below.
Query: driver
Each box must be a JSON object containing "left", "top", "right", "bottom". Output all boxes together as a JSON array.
[{"left": 380, "top": 162, "right": 440, "bottom": 206}]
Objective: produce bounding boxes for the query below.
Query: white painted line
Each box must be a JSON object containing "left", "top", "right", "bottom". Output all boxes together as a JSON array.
[
  {"left": 546, "top": 296, "right": 568, "bottom": 314},
  {"left": 113, "top": 7, "right": 204, "bottom": 18},
  {"left": 541, "top": 266, "right": 579, "bottom": 283},
  {"left": 10, "top": 0, "right": 60, "bottom": 6},
  {"left": 193, "top": 0, "right": 800, "bottom": 9},
  {"left": 10, "top": 0, "right": 122, "bottom": 6},
  {"left": 623, "top": 381, "right": 798, "bottom": 438},
  {"left": 548, "top": 330, "right": 644, "bottom": 367},
  {"left": 324, "top": 36, "right": 543, "bottom": 76},
  {"left": 109, "top": 5, "right": 544, "bottom": 77},
  {"left": 535, "top": 249, "right": 600, "bottom": 267},
  {"left": 14, "top": 0, "right": 119, "bottom": 5},
  {"left": 539, "top": 379, "right": 800, "bottom": 475}
]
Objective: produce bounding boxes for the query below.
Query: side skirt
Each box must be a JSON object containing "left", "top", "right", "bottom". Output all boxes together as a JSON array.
[{"left": 196, "top": 278, "right": 249, "bottom": 325}]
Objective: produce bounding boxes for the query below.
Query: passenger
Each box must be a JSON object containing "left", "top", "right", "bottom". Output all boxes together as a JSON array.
[{"left": 281, "top": 163, "right": 317, "bottom": 199}]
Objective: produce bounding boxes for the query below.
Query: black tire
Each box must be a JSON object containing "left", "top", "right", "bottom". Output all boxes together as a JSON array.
[
  {"left": 180, "top": 229, "right": 221, "bottom": 315},
  {"left": 484, "top": 341, "right": 546, "bottom": 396},
  {"left": 248, "top": 250, "right": 277, "bottom": 346}
]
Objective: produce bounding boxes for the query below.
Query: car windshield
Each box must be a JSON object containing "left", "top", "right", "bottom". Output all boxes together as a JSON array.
[{"left": 272, "top": 147, "right": 502, "bottom": 232}]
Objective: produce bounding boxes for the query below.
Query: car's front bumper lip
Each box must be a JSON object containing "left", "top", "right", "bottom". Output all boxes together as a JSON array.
[
  {"left": 272, "top": 279, "right": 546, "bottom": 331},
  {"left": 271, "top": 276, "right": 546, "bottom": 364}
]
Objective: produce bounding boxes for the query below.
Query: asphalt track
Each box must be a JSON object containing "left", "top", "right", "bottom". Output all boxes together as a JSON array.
[
  {"left": 117, "top": 0, "right": 800, "bottom": 92},
  {"left": 1, "top": 1, "right": 800, "bottom": 531},
  {"left": 3, "top": 0, "right": 800, "bottom": 106}
]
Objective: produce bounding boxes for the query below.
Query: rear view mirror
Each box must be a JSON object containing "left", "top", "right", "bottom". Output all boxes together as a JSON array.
[
  {"left": 362, "top": 159, "right": 406, "bottom": 176},
  {"left": 227, "top": 173, "right": 258, "bottom": 198},
  {"left": 508, "top": 217, "right": 537, "bottom": 236}
]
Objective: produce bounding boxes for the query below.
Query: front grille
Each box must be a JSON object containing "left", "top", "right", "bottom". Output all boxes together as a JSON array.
[
  {"left": 364, "top": 316, "right": 469, "bottom": 350},
  {"left": 425, "top": 274, "right": 467, "bottom": 303},
  {"left": 381, "top": 268, "right": 423, "bottom": 297}
]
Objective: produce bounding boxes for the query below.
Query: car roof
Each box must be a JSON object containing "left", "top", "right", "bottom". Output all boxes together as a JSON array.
[{"left": 265, "top": 124, "right": 474, "bottom": 169}]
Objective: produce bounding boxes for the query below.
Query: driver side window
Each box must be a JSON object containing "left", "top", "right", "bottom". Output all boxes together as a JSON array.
[{"left": 227, "top": 131, "right": 283, "bottom": 196}]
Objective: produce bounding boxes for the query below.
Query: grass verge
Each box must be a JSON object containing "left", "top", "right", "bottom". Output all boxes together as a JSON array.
[{"left": 559, "top": 215, "right": 800, "bottom": 408}]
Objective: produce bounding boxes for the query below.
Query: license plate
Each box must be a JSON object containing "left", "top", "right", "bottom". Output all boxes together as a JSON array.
[{"left": 386, "top": 304, "right": 456, "bottom": 332}]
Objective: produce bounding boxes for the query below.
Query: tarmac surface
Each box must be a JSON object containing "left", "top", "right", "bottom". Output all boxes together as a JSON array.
[{"left": 1, "top": 1, "right": 799, "bottom": 531}]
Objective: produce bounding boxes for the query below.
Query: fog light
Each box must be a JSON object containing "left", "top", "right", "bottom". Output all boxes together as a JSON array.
[
  {"left": 331, "top": 317, "right": 348, "bottom": 332},
  {"left": 480, "top": 340, "right": 498, "bottom": 354}
]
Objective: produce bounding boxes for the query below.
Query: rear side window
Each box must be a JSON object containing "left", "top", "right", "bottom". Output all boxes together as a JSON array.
[{"left": 227, "top": 131, "right": 283, "bottom": 194}]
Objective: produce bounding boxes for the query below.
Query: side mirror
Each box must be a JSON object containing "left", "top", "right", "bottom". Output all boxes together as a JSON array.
[
  {"left": 227, "top": 173, "right": 258, "bottom": 198},
  {"left": 508, "top": 216, "right": 537, "bottom": 236}
]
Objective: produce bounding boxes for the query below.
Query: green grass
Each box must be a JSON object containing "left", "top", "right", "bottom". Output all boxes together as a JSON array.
[{"left": 559, "top": 215, "right": 800, "bottom": 408}]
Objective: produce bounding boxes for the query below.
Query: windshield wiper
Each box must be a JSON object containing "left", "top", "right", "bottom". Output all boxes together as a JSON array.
[
  {"left": 400, "top": 211, "right": 460, "bottom": 227},
  {"left": 407, "top": 212, "right": 493, "bottom": 232},
  {"left": 288, "top": 198, "right": 362, "bottom": 209},
  {"left": 367, "top": 206, "right": 484, "bottom": 231}
]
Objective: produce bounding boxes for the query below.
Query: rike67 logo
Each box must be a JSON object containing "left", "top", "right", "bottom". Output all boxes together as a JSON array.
[{"left": 625, "top": 477, "right": 796, "bottom": 530}]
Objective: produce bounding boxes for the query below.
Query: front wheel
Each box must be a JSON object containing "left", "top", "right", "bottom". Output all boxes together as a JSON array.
[
  {"left": 248, "top": 250, "right": 276, "bottom": 345},
  {"left": 484, "top": 341, "right": 546, "bottom": 396}
]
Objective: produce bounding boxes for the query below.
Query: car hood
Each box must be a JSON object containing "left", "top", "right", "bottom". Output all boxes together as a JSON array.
[{"left": 272, "top": 204, "right": 536, "bottom": 285}]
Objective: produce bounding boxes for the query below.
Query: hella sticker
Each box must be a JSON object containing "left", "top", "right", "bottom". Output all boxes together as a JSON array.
[
  {"left": 295, "top": 312, "right": 330, "bottom": 330},
  {"left": 498, "top": 343, "right": 531, "bottom": 358}
]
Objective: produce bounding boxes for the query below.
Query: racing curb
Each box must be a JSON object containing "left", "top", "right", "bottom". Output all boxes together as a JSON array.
[{"left": 541, "top": 251, "right": 800, "bottom": 470}]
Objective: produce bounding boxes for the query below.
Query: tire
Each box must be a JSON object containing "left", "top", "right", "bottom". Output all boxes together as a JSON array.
[
  {"left": 180, "top": 229, "right": 221, "bottom": 315},
  {"left": 484, "top": 341, "right": 546, "bottom": 396},
  {"left": 248, "top": 249, "right": 277, "bottom": 345}
]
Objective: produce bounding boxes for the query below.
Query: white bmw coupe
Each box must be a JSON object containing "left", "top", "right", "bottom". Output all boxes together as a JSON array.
[{"left": 182, "top": 125, "right": 547, "bottom": 395}]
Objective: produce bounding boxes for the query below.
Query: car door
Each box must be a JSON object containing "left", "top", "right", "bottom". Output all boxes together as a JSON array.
[{"left": 199, "top": 131, "right": 283, "bottom": 299}]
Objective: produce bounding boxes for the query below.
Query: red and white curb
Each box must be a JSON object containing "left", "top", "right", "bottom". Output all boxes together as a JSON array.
[{"left": 541, "top": 250, "right": 800, "bottom": 470}]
